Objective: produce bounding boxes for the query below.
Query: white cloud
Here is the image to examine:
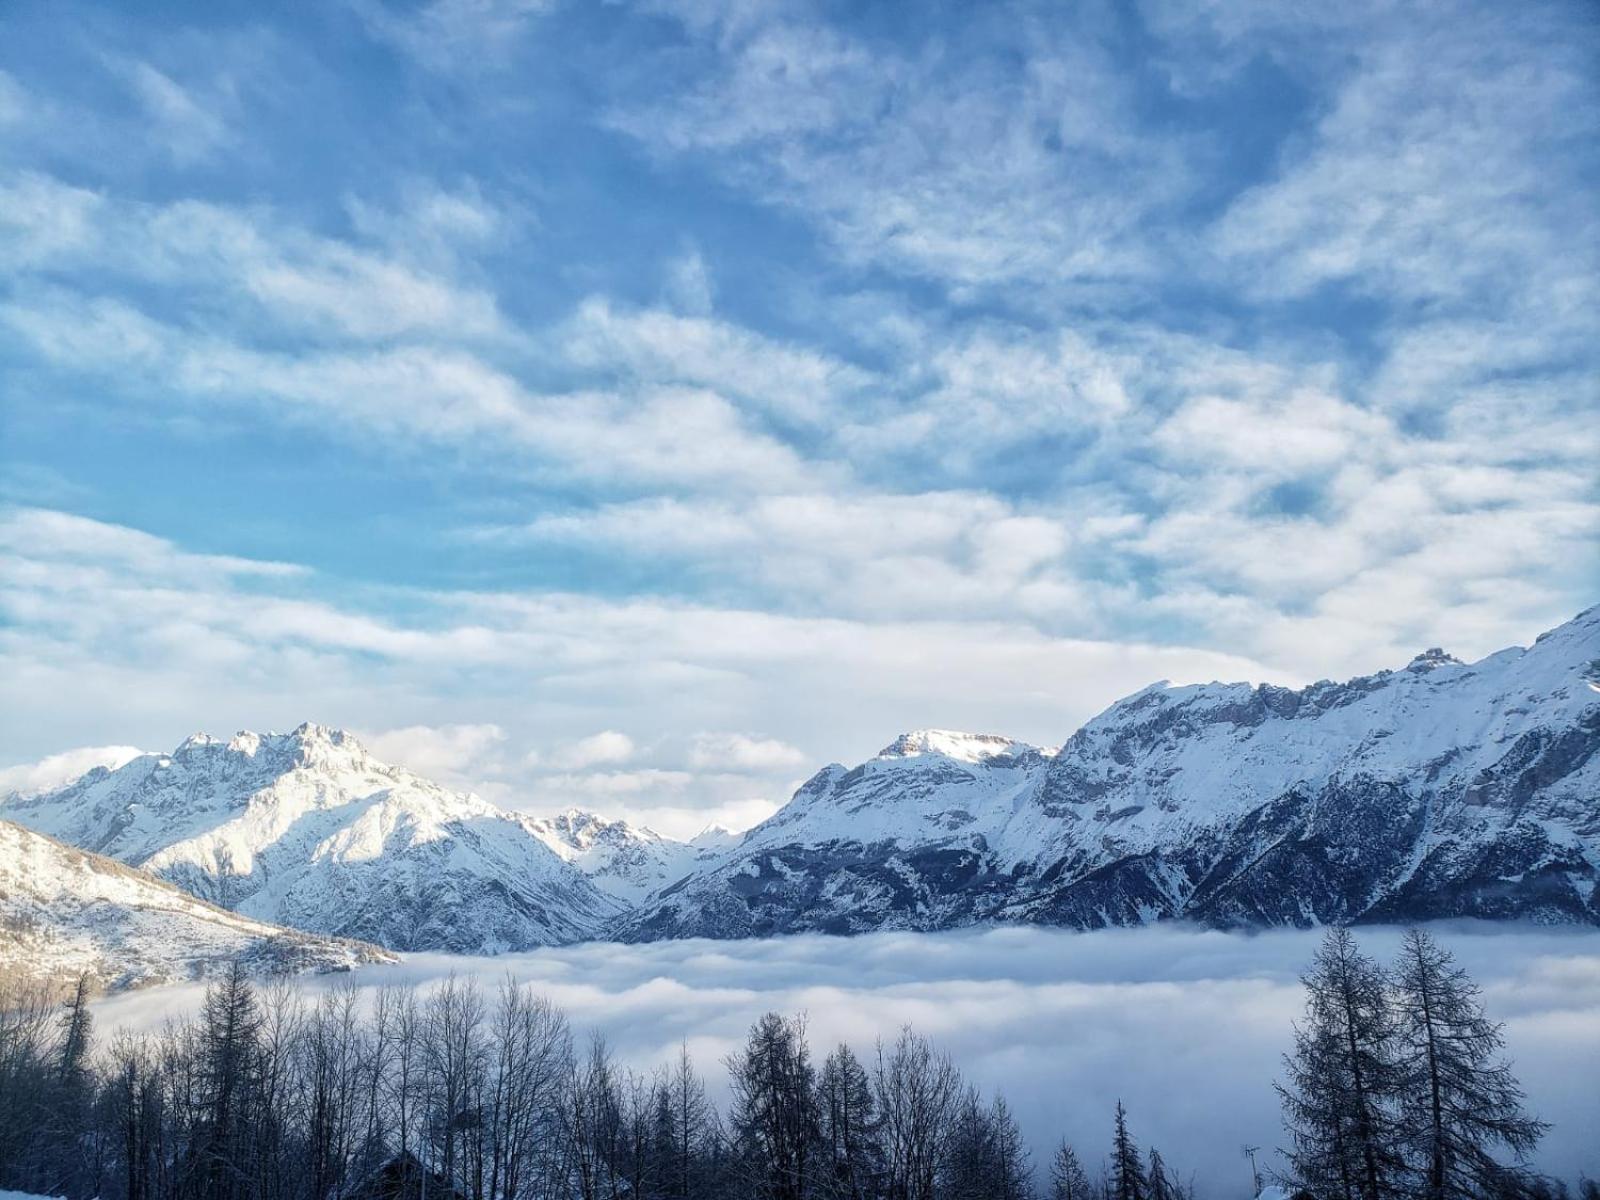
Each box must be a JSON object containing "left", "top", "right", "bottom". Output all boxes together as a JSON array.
[
  {"left": 1207, "top": 5, "right": 1597, "bottom": 319},
  {"left": 353, "top": 0, "right": 553, "bottom": 70},
  {"left": 688, "top": 731, "right": 806, "bottom": 771},
  {"left": 546, "top": 730, "right": 636, "bottom": 770},
  {"left": 0, "top": 69, "right": 27, "bottom": 125},
  {"left": 118, "top": 61, "right": 229, "bottom": 164},
  {"left": 89, "top": 924, "right": 1600, "bottom": 1194},
  {"left": 663, "top": 245, "right": 716, "bottom": 316},
  {"left": 0, "top": 508, "right": 1293, "bottom": 826},
  {"left": 610, "top": 8, "right": 1188, "bottom": 293},
  {"left": 560, "top": 297, "right": 870, "bottom": 426},
  {"left": 0, "top": 173, "right": 508, "bottom": 342},
  {"left": 361, "top": 722, "right": 507, "bottom": 785},
  {"left": 0, "top": 744, "right": 147, "bottom": 798}
]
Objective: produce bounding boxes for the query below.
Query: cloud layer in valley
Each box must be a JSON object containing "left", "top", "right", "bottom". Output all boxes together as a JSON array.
[{"left": 91, "top": 924, "right": 1600, "bottom": 1193}]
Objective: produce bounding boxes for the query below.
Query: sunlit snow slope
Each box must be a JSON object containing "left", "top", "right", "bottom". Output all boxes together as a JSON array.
[
  {"left": 0, "top": 819, "right": 394, "bottom": 989},
  {"left": 4, "top": 725, "right": 623, "bottom": 953}
]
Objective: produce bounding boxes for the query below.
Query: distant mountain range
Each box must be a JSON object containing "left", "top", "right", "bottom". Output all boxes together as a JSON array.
[{"left": 4, "top": 607, "right": 1597, "bottom": 980}]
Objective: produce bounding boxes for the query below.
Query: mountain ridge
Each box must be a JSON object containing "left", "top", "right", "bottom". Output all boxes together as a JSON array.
[{"left": 5, "top": 607, "right": 1597, "bottom": 955}]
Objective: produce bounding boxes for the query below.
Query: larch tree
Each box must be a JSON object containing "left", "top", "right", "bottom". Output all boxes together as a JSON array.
[
  {"left": 1049, "top": 1139, "right": 1093, "bottom": 1200},
  {"left": 816, "top": 1042, "right": 878, "bottom": 1200},
  {"left": 1278, "top": 927, "right": 1407, "bottom": 1200},
  {"left": 1392, "top": 927, "right": 1547, "bottom": 1199}
]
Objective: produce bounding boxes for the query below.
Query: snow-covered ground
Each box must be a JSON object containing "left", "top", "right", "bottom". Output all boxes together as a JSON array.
[{"left": 90, "top": 922, "right": 1600, "bottom": 1195}]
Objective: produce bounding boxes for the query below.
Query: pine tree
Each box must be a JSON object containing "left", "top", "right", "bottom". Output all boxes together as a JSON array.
[
  {"left": 1110, "top": 1101, "right": 1147, "bottom": 1200},
  {"left": 1392, "top": 928, "right": 1547, "bottom": 1199},
  {"left": 1049, "top": 1140, "right": 1092, "bottom": 1200}
]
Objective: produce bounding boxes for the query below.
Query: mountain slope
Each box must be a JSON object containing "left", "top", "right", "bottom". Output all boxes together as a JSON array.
[
  {"left": 621, "top": 607, "right": 1600, "bottom": 940},
  {"left": 0, "top": 819, "right": 394, "bottom": 989},
  {"left": 3, "top": 725, "right": 623, "bottom": 953},
  {"left": 524, "top": 809, "right": 729, "bottom": 903}
]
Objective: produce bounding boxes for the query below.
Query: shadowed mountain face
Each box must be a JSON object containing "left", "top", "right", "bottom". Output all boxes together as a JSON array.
[
  {"left": 618, "top": 607, "right": 1600, "bottom": 941},
  {"left": 6, "top": 609, "right": 1598, "bottom": 953}
]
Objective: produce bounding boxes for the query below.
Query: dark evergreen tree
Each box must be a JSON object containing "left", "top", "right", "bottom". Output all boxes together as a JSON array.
[
  {"left": 1392, "top": 927, "right": 1547, "bottom": 1200},
  {"left": 1278, "top": 928, "right": 1407, "bottom": 1200},
  {"left": 1110, "top": 1101, "right": 1146, "bottom": 1200}
]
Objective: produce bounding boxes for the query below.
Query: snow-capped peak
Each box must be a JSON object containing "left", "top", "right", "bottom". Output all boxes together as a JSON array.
[
  {"left": 1405, "top": 647, "right": 1463, "bottom": 673},
  {"left": 4, "top": 725, "right": 622, "bottom": 954},
  {"left": 877, "top": 729, "right": 1038, "bottom": 763}
]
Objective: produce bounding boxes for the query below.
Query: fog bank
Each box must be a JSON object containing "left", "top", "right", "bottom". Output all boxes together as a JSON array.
[{"left": 95, "top": 923, "right": 1600, "bottom": 1193}]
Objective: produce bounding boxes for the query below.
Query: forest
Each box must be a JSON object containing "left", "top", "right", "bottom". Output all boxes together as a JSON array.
[{"left": 0, "top": 927, "right": 1585, "bottom": 1200}]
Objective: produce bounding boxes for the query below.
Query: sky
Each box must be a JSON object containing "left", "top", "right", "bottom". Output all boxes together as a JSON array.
[
  {"left": 90, "top": 923, "right": 1600, "bottom": 1192},
  {"left": 1, "top": 0, "right": 1597, "bottom": 836}
]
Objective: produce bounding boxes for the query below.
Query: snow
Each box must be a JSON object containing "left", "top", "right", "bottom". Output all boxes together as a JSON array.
[
  {"left": 623, "top": 606, "right": 1600, "bottom": 939},
  {"left": 0, "top": 819, "right": 393, "bottom": 988},
  {"left": 2, "top": 723, "right": 622, "bottom": 954},
  {"left": 6, "top": 607, "right": 1598, "bottom": 964}
]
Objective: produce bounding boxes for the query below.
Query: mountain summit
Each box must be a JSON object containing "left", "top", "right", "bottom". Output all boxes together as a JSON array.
[{"left": 3, "top": 722, "right": 624, "bottom": 953}]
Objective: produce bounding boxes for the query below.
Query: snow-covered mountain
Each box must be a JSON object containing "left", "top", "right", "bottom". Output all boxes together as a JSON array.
[
  {"left": 8, "top": 609, "right": 1597, "bottom": 953},
  {"left": 2, "top": 724, "right": 624, "bottom": 954},
  {"left": 0, "top": 818, "right": 394, "bottom": 989},
  {"left": 619, "top": 607, "right": 1600, "bottom": 940},
  {"left": 524, "top": 809, "right": 734, "bottom": 903}
]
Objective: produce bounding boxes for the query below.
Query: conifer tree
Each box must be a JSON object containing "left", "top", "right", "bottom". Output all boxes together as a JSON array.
[
  {"left": 1110, "top": 1101, "right": 1147, "bottom": 1200},
  {"left": 1049, "top": 1139, "right": 1093, "bottom": 1200},
  {"left": 987, "top": 1094, "right": 1032, "bottom": 1200},
  {"left": 1146, "top": 1147, "right": 1175, "bottom": 1200},
  {"left": 729, "top": 1012, "right": 817, "bottom": 1200},
  {"left": 816, "top": 1042, "right": 878, "bottom": 1200},
  {"left": 1279, "top": 928, "right": 1407, "bottom": 1200},
  {"left": 1392, "top": 928, "right": 1547, "bottom": 1199}
]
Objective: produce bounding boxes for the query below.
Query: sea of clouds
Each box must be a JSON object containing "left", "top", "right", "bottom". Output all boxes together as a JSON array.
[{"left": 95, "top": 924, "right": 1600, "bottom": 1193}]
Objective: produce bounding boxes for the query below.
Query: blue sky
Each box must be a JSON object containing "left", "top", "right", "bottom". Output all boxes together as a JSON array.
[{"left": 2, "top": 0, "right": 1597, "bottom": 834}]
